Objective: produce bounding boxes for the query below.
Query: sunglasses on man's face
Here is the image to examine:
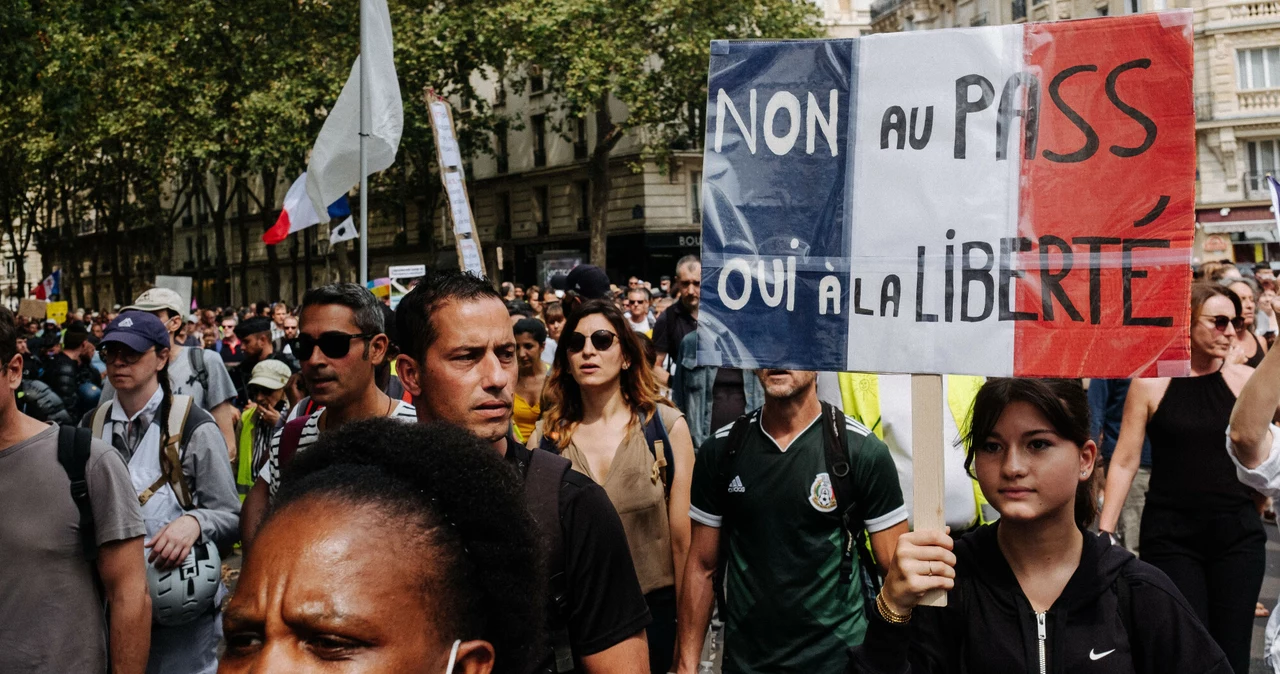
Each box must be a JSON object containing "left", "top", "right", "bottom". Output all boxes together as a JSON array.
[
  {"left": 1203, "top": 315, "right": 1245, "bottom": 333},
  {"left": 565, "top": 329, "right": 618, "bottom": 353},
  {"left": 100, "top": 344, "right": 154, "bottom": 365},
  {"left": 292, "top": 331, "right": 375, "bottom": 360}
]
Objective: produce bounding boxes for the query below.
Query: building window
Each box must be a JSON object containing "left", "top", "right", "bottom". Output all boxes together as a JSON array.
[
  {"left": 534, "top": 186, "right": 550, "bottom": 237},
  {"left": 690, "top": 171, "right": 703, "bottom": 224},
  {"left": 529, "top": 65, "right": 545, "bottom": 95},
  {"left": 4, "top": 259, "right": 14, "bottom": 276},
  {"left": 532, "top": 114, "right": 547, "bottom": 168},
  {"left": 186, "top": 238, "right": 194, "bottom": 265},
  {"left": 1238, "top": 48, "right": 1280, "bottom": 90},
  {"left": 496, "top": 125, "right": 509, "bottom": 174},
  {"left": 574, "top": 117, "right": 588, "bottom": 160},
  {"left": 1011, "top": 0, "right": 1026, "bottom": 20},
  {"left": 1246, "top": 139, "right": 1280, "bottom": 196},
  {"left": 497, "top": 192, "right": 512, "bottom": 241},
  {"left": 574, "top": 181, "right": 590, "bottom": 232}
]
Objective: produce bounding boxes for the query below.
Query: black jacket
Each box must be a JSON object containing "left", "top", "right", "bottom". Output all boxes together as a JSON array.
[{"left": 847, "top": 523, "right": 1231, "bottom": 674}]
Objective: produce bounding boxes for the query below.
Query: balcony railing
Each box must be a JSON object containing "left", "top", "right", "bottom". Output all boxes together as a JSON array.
[
  {"left": 1196, "top": 93, "right": 1214, "bottom": 121},
  {"left": 1239, "top": 88, "right": 1280, "bottom": 114},
  {"left": 870, "top": 0, "right": 902, "bottom": 21},
  {"left": 1228, "top": 0, "right": 1280, "bottom": 21},
  {"left": 1243, "top": 171, "right": 1277, "bottom": 200}
]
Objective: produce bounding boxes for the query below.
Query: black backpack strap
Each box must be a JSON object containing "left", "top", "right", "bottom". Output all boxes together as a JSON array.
[
  {"left": 824, "top": 404, "right": 875, "bottom": 598},
  {"left": 642, "top": 407, "right": 676, "bottom": 498},
  {"left": 714, "top": 411, "right": 754, "bottom": 617},
  {"left": 1113, "top": 569, "right": 1140, "bottom": 663},
  {"left": 57, "top": 425, "right": 97, "bottom": 561},
  {"left": 187, "top": 346, "right": 208, "bottom": 391},
  {"left": 526, "top": 449, "right": 574, "bottom": 673}
]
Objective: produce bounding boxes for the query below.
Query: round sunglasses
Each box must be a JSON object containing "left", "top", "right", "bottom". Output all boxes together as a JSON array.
[
  {"left": 1203, "top": 315, "right": 1245, "bottom": 333},
  {"left": 292, "top": 331, "right": 376, "bottom": 360},
  {"left": 565, "top": 329, "right": 618, "bottom": 353}
]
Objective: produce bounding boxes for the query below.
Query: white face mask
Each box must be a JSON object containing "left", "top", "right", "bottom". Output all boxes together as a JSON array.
[{"left": 445, "top": 639, "right": 462, "bottom": 674}]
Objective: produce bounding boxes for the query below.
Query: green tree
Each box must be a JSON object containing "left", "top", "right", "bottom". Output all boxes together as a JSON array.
[{"left": 500, "top": 0, "right": 819, "bottom": 266}]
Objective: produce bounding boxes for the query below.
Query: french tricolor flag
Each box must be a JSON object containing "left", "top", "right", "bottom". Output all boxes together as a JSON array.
[
  {"left": 699, "top": 12, "right": 1195, "bottom": 379},
  {"left": 263, "top": 173, "right": 353, "bottom": 245}
]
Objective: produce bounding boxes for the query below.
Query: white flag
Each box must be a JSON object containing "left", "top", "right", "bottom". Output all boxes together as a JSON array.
[
  {"left": 306, "top": 0, "right": 403, "bottom": 217},
  {"left": 330, "top": 216, "right": 359, "bottom": 245}
]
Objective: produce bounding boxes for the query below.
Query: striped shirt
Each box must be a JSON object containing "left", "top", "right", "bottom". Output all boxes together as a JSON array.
[{"left": 260, "top": 400, "right": 417, "bottom": 496}]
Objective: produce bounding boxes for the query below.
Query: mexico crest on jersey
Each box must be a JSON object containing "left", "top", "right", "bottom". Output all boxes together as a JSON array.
[{"left": 809, "top": 472, "right": 837, "bottom": 513}]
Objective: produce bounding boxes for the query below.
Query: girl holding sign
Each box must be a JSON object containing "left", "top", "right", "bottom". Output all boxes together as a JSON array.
[
  {"left": 845, "top": 378, "right": 1230, "bottom": 674},
  {"left": 1100, "top": 284, "right": 1264, "bottom": 674}
]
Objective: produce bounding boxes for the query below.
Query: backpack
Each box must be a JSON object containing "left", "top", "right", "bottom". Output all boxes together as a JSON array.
[
  {"left": 186, "top": 347, "right": 209, "bottom": 395},
  {"left": 57, "top": 425, "right": 97, "bottom": 560},
  {"left": 538, "top": 407, "right": 677, "bottom": 497},
  {"left": 524, "top": 448, "right": 576, "bottom": 673},
  {"left": 90, "top": 394, "right": 204, "bottom": 510},
  {"left": 275, "top": 415, "right": 310, "bottom": 475},
  {"left": 714, "top": 402, "right": 881, "bottom": 615}
]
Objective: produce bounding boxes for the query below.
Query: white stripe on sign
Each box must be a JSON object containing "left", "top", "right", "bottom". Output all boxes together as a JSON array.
[{"left": 847, "top": 26, "right": 1022, "bottom": 377}]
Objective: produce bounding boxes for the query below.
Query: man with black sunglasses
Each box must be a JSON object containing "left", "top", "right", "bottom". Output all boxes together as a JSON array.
[{"left": 239, "top": 283, "right": 416, "bottom": 548}]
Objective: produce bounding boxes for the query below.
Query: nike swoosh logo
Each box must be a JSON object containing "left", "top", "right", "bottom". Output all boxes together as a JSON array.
[{"left": 1089, "top": 648, "right": 1116, "bottom": 661}]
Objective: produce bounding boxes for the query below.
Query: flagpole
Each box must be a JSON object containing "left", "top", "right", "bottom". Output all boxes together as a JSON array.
[{"left": 358, "top": 0, "right": 370, "bottom": 285}]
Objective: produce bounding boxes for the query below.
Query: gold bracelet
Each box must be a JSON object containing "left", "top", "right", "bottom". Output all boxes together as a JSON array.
[{"left": 876, "top": 590, "right": 911, "bottom": 624}]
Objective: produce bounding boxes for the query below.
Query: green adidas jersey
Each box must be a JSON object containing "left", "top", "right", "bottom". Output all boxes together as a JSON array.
[{"left": 690, "top": 409, "right": 907, "bottom": 674}]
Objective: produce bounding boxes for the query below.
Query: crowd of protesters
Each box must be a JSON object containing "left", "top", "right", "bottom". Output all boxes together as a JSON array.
[{"left": 6, "top": 255, "right": 1280, "bottom": 674}]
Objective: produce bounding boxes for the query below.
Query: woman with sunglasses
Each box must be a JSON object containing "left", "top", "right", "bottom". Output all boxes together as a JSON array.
[
  {"left": 532, "top": 300, "right": 696, "bottom": 674},
  {"left": 1226, "top": 277, "right": 1269, "bottom": 368},
  {"left": 1100, "top": 283, "right": 1265, "bottom": 674}
]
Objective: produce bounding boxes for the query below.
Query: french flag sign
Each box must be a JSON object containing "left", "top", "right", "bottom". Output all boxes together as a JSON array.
[{"left": 698, "top": 12, "right": 1194, "bottom": 378}]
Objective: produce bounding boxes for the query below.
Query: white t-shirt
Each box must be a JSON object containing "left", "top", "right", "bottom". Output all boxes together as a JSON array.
[
  {"left": 876, "top": 375, "right": 982, "bottom": 531},
  {"left": 260, "top": 400, "right": 417, "bottom": 495},
  {"left": 626, "top": 315, "right": 654, "bottom": 332},
  {"left": 1226, "top": 424, "right": 1280, "bottom": 672}
]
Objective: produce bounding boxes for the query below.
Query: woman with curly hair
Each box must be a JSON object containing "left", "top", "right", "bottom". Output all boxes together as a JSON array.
[
  {"left": 531, "top": 299, "right": 696, "bottom": 674},
  {"left": 219, "top": 418, "right": 544, "bottom": 674}
]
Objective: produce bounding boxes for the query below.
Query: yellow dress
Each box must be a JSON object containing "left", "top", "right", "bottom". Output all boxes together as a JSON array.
[{"left": 513, "top": 393, "right": 541, "bottom": 441}]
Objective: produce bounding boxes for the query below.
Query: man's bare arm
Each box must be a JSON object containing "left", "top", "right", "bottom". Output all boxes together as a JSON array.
[{"left": 97, "top": 537, "right": 151, "bottom": 674}]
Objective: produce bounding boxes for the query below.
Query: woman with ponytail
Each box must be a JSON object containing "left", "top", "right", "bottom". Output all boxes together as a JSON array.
[
  {"left": 84, "top": 311, "right": 240, "bottom": 674},
  {"left": 846, "top": 378, "right": 1231, "bottom": 674}
]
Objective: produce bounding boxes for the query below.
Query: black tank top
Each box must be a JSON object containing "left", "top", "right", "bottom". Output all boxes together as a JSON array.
[
  {"left": 1146, "top": 371, "right": 1256, "bottom": 510},
  {"left": 1244, "top": 333, "right": 1265, "bottom": 369}
]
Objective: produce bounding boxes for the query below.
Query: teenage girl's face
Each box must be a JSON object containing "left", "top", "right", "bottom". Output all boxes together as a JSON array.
[
  {"left": 1229, "top": 282, "right": 1256, "bottom": 327},
  {"left": 220, "top": 497, "right": 494, "bottom": 674},
  {"left": 1192, "top": 295, "right": 1237, "bottom": 360},
  {"left": 567, "top": 313, "right": 626, "bottom": 390},
  {"left": 973, "top": 401, "right": 1096, "bottom": 526}
]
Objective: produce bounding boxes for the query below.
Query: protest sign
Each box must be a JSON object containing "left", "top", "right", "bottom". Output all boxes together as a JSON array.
[
  {"left": 18, "top": 299, "right": 46, "bottom": 321},
  {"left": 46, "top": 301, "right": 68, "bottom": 325},
  {"left": 698, "top": 12, "right": 1194, "bottom": 379},
  {"left": 155, "top": 275, "right": 194, "bottom": 317}
]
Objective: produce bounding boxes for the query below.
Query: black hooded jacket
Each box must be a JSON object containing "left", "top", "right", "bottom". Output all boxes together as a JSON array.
[{"left": 847, "top": 523, "right": 1232, "bottom": 674}]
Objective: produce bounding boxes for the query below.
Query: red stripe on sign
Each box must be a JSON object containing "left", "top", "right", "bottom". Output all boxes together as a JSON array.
[{"left": 1014, "top": 14, "right": 1194, "bottom": 378}]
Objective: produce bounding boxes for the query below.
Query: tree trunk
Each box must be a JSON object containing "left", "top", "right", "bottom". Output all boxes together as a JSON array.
[
  {"left": 211, "top": 175, "right": 231, "bottom": 305},
  {"left": 260, "top": 169, "right": 281, "bottom": 302},
  {"left": 236, "top": 178, "right": 250, "bottom": 307},
  {"left": 588, "top": 94, "right": 620, "bottom": 268},
  {"left": 289, "top": 236, "right": 300, "bottom": 305},
  {"left": 303, "top": 227, "right": 314, "bottom": 291}
]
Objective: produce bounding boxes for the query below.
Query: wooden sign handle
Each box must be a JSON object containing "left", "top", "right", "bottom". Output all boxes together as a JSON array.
[{"left": 911, "top": 373, "right": 948, "bottom": 608}]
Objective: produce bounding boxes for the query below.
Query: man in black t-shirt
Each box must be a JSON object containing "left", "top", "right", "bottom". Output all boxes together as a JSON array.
[
  {"left": 395, "top": 271, "right": 651, "bottom": 674},
  {"left": 654, "top": 255, "right": 750, "bottom": 430}
]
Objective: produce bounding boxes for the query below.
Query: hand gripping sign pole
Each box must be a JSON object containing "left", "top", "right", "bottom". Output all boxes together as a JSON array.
[
  {"left": 911, "top": 374, "right": 948, "bottom": 607},
  {"left": 425, "top": 90, "right": 485, "bottom": 277}
]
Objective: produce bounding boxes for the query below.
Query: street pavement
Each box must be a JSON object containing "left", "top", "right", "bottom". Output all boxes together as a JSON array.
[{"left": 1252, "top": 521, "right": 1280, "bottom": 674}]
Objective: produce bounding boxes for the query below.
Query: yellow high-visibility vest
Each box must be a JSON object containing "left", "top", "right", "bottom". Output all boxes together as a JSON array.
[{"left": 837, "top": 373, "right": 993, "bottom": 527}]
